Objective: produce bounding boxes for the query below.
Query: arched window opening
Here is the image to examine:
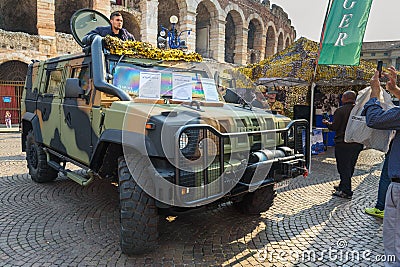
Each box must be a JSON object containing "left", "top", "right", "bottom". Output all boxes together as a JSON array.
[
  {"left": 277, "top": 32, "right": 284, "bottom": 52},
  {"left": 225, "top": 13, "right": 236, "bottom": 63},
  {"left": 0, "top": 0, "right": 37, "bottom": 35},
  {"left": 55, "top": 0, "right": 91, "bottom": 34},
  {"left": 119, "top": 11, "right": 141, "bottom": 40},
  {"left": 196, "top": 2, "right": 211, "bottom": 58},
  {"left": 0, "top": 60, "right": 28, "bottom": 81},
  {"left": 265, "top": 26, "right": 275, "bottom": 58},
  {"left": 247, "top": 21, "right": 256, "bottom": 50}
]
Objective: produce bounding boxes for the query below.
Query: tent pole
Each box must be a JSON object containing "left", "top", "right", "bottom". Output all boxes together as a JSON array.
[
  {"left": 308, "top": 0, "right": 334, "bottom": 173},
  {"left": 308, "top": 82, "right": 316, "bottom": 172}
]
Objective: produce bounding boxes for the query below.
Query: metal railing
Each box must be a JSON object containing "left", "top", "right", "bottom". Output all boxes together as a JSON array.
[{"left": 174, "top": 119, "right": 310, "bottom": 203}]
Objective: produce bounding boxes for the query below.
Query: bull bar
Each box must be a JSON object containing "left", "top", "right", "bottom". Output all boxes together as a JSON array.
[{"left": 173, "top": 119, "right": 310, "bottom": 205}]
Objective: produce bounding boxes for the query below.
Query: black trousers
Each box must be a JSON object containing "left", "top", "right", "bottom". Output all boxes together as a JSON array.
[{"left": 335, "top": 142, "right": 364, "bottom": 195}]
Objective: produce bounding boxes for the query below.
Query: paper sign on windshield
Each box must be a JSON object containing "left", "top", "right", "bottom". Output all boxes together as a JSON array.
[
  {"left": 172, "top": 74, "right": 193, "bottom": 101},
  {"left": 139, "top": 72, "right": 161, "bottom": 99},
  {"left": 201, "top": 78, "right": 219, "bottom": 102}
]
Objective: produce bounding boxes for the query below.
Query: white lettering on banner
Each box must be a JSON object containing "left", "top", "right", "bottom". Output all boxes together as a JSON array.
[
  {"left": 334, "top": 33, "right": 348, "bottom": 46},
  {"left": 343, "top": 0, "right": 357, "bottom": 9},
  {"left": 338, "top": 14, "right": 353, "bottom": 28},
  {"left": 331, "top": 1, "right": 357, "bottom": 47}
]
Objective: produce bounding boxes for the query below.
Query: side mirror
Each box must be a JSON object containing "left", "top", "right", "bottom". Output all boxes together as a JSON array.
[
  {"left": 65, "top": 78, "right": 84, "bottom": 98},
  {"left": 224, "top": 88, "right": 241, "bottom": 104}
]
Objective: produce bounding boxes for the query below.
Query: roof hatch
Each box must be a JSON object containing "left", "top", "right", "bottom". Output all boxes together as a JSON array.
[{"left": 70, "top": 9, "right": 111, "bottom": 47}]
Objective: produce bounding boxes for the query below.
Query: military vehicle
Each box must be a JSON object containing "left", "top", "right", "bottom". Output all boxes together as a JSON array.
[{"left": 21, "top": 9, "right": 310, "bottom": 255}]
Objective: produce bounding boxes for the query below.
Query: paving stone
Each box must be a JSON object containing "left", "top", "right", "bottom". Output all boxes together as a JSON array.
[{"left": 0, "top": 133, "right": 387, "bottom": 266}]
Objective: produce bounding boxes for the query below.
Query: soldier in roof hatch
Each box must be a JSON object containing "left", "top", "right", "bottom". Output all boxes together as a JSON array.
[{"left": 83, "top": 11, "right": 135, "bottom": 44}]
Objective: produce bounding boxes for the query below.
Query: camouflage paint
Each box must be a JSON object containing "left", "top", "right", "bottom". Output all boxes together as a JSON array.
[{"left": 21, "top": 38, "right": 306, "bottom": 189}]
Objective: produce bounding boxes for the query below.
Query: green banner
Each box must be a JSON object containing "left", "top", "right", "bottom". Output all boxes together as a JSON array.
[{"left": 319, "top": 0, "right": 373, "bottom": 66}]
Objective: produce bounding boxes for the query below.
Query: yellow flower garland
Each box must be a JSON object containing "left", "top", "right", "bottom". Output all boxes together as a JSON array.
[{"left": 104, "top": 36, "right": 203, "bottom": 62}]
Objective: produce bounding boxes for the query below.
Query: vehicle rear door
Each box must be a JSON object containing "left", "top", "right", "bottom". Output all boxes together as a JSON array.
[{"left": 36, "top": 67, "right": 64, "bottom": 152}]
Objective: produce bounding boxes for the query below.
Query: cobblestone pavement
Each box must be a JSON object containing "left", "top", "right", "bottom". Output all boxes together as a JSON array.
[{"left": 0, "top": 133, "right": 389, "bottom": 266}]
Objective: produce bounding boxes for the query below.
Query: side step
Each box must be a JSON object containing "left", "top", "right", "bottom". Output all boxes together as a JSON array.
[
  {"left": 43, "top": 148, "right": 96, "bottom": 186},
  {"left": 47, "top": 160, "right": 95, "bottom": 186}
]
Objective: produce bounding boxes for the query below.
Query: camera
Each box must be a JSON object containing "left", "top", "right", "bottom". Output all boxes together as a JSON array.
[{"left": 377, "top": 60, "right": 383, "bottom": 78}]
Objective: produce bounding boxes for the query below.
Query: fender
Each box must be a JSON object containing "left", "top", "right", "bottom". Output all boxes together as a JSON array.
[
  {"left": 90, "top": 129, "right": 159, "bottom": 170},
  {"left": 21, "top": 112, "right": 43, "bottom": 151}
]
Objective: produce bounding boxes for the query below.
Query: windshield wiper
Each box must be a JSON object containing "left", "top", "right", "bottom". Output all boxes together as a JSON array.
[
  {"left": 126, "top": 59, "right": 163, "bottom": 68},
  {"left": 110, "top": 54, "right": 125, "bottom": 77},
  {"left": 131, "top": 61, "right": 155, "bottom": 68},
  {"left": 235, "top": 99, "right": 253, "bottom": 111}
]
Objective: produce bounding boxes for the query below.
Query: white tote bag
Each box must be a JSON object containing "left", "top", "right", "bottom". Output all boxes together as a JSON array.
[{"left": 344, "top": 87, "right": 395, "bottom": 153}]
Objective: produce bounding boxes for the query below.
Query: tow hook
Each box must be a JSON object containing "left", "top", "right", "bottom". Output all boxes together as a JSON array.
[{"left": 303, "top": 167, "right": 309, "bottom": 178}]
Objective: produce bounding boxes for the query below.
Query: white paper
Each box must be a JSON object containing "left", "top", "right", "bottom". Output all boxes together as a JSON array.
[
  {"left": 201, "top": 78, "right": 220, "bottom": 102},
  {"left": 172, "top": 74, "right": 193, "bottom": 101},
  {"left": 139, "top": 72, "right": 161, "bottom": 99}
]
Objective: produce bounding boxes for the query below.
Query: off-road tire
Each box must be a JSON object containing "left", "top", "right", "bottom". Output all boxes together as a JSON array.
[
  {"left": 118, "top": 154, "right": 158, "bottom": 255},
  {"left": 234, "top": 185, "right": 276, "bottom": 215},
  {"left": 26, "top": 130, "right": 59, "bottom": 183}
]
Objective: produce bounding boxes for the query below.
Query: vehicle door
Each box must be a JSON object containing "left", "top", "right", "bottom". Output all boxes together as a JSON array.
[
  {"left": 36, "top": 67, "right": 64, "bottom": 152},
  {"left": 60, "top": 63, "right": 94, "bottom": 165}
]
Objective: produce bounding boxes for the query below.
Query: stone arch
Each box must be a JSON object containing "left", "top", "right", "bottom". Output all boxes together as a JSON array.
[
  {"left": 110, "top": 4, "right": 142, "bottom": 31},
  {"left": 265, "top": 24, "right": 276, "bottom": 58},
  {"left": 188, "top": 0, "right": 223, "bottom": 15},
  {"left": 158, "top": 0, "right": 187, "bottom": 33},
  {"left": 223, "top": 3, "right": 246, "bottom": 22},
  {"left": 277, "top": 31, "right": 284, "bottom": 52},
  {"left": 195, "top": 0, "right": 219, "bottom": 58},
  {"left": 224, "top": 5, "right": 245, "bottom": 64},
  {"left": 0, "top": 0, "right": 37, "bottom": 35},
  {"left": 0, "top": 60, "right": 28, "bottom": 81},
  {"left": 246, "top": 13, "right": 265, "bottom": 37},
  {"left": 55, "top": 0, "right": 91, "bottom": 34},
  {"left": 118, "top": 11, "right": 141, "bottom": 40},
  {"left": 0, "top": 55, "right": 32, "bottom": 66}
]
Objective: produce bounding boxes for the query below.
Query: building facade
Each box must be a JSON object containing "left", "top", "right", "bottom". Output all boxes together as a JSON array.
[
  {"left": 361, "top": 40, "right": 400, "bottom": 70},
  {"left": 0, "top": 0, "right": 296, "bottom": 82}
]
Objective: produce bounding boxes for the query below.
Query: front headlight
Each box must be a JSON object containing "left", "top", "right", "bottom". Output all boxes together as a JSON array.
[{"left": 179, "top": 132, "right": 189, "bottom": 149}]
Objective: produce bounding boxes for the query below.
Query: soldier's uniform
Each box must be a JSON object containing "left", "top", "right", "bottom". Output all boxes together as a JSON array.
[{"left": 270, "top": 101, "right": 284, "bottom": 114}]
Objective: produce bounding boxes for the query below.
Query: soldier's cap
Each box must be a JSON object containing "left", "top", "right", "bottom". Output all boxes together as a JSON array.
[{"left": 266, "top": 87, "right": 279, "bottom": 94}]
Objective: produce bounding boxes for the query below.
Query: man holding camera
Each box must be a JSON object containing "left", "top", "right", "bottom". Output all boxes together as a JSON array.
[{"left": 363, "top": 66, "right": 400, "bottom": 266}]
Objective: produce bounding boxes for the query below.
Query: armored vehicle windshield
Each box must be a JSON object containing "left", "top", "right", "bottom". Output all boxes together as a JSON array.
[{"left": 108, "top": 58, "right": 222, "bottom": 102}]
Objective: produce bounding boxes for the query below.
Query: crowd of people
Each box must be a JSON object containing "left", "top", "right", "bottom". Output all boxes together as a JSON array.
[
  {"left": 321, "top": 66, "right": 400, "bottom": 266},
  {"left": 315, "top": 93, "right": 341, "bottom": 116}
]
